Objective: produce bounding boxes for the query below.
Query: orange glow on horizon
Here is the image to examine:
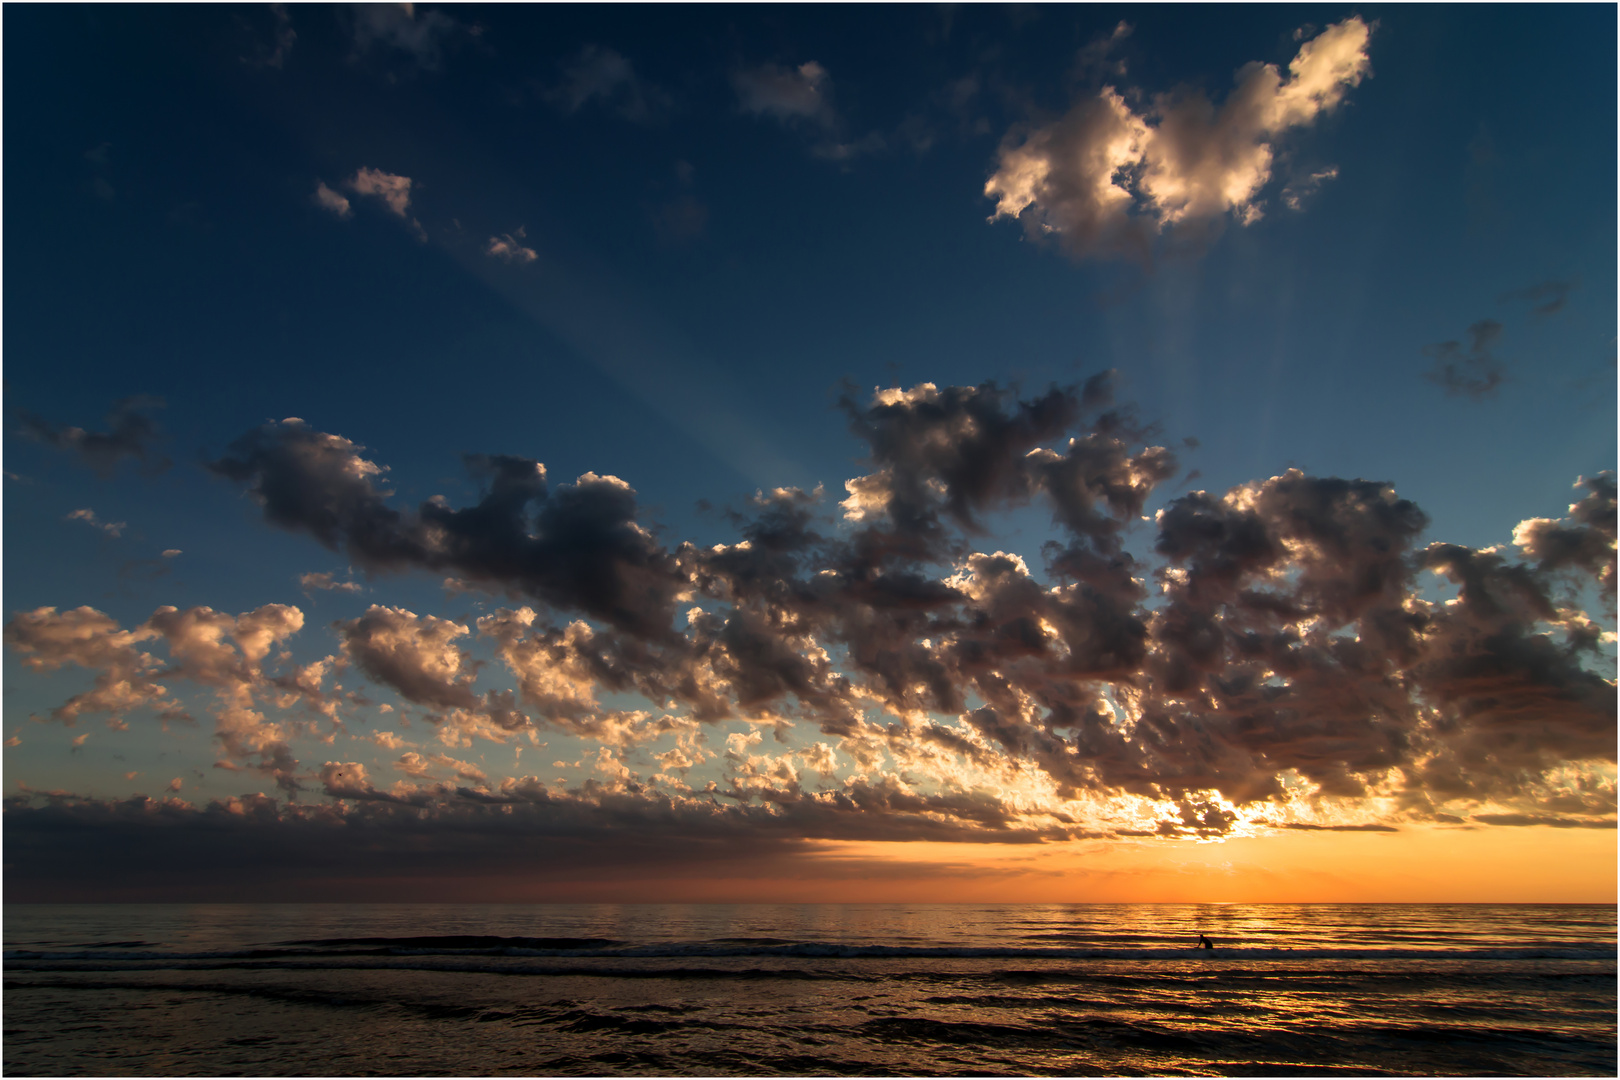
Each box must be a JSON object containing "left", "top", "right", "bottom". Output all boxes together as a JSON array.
[{"left": 301, "top": 825, "right": 1617, "bottom": 905}]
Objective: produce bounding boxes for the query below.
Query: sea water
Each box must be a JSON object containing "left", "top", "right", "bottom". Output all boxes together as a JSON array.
[{"left": 4, "top": 903, "right": 1614, "bottom": 1076}]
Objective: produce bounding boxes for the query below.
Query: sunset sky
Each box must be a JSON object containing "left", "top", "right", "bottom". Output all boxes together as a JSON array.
[{"left": 4, "top": 4, "right": 1614, "bottom": 903}]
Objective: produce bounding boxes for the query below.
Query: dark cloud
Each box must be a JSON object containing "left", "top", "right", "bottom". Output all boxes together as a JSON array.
[
  {"left": 1470, "top": 813, "right": 1616, "bottom": 829},
  {"left": 15, "top": 394, "right": 168, "bottom": 475},
  {"left": 1422, "top": 320, "right": 1506, "bottom": 399},
  {"left": 209, "top": 426, "right": 687, "bottom": 640},
  {"left": 2, "top": 780, "right": 1084, "bottom": 901},
  {"left": 1511, "top": 472, "right": 1616, "bottom": 600}
]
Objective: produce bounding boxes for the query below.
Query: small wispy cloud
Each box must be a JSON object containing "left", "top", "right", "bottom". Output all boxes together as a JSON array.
[
  {"left": 1281, "top": 166, "right": 1340, "bottom": 211},
  {"left": 349, "top": 3, "right": 464, "bottom": 71},
  {"left": 66, "top": 509, "right": 126, "bottom": 538},
  {"left": 243, "top": 3, "right": 296, "bottom": 69},
  {"left": 548, "top": 45, "right": 668, "bottom": 122},
  {"left": 347, "top": 167, "right": 412, "bottom": 216},
  {"left": 486, "top": 228, "right": 537, "bottom": 264},
  {"left": 1499, "top": 279, "right": 1575, "bottom": 317},
  {"left": 312, "top": 181, "right": 352, "bottom": 218},
  {"left": 1422, "top": 319, "right": 1507, "bottom": 399},
  {"left": 300, "top": 571, "right": 363, "bottom": 595},
  {"left": 734, "top": 61, "right": 836, "bottom": 127}
]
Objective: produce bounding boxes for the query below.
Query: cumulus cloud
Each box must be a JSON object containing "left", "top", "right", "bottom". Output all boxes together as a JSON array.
[
  {"left": 1512, "top": 473, "right": 1617, "bottom": 600},
  {"left": 486, "top": 228, "right": 537, "bottom": 264},
  {"left": 16, "top": 395, "right": 168, "bottom": 475},
  {"left": 312, "top": 181, "right": 351, "bottom": 218},
  {"left": 3, "top": 606, "right": 172, "bottom": 726},
  {"left": 66, "top": 508, "right": 126, "bottom": 538},
  {"left": 985, "top": 17, "right": 1372, "bottom": 262},
  {"left": 338, "top": 605, "right": 481, "bottom": 711},
  {"left": 347, "top": 167, "right": 413, "bottom": 216},
  {"left": 320, "top": 761, "right": 433, "bottom": 805},
  {"left": 208, "top": 425, "right": 689, "bottom": 640},
  {"left": 1422, "top": 319, "right": 1506, "bottom": 399},
  {"left": 4, "top": 603, "right": 316, "bottom": 791}
]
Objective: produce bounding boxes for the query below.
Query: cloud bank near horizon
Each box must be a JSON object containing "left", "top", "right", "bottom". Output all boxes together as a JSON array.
[{"left": 6, "top": 373, "right": 1614, "bottom": 890}]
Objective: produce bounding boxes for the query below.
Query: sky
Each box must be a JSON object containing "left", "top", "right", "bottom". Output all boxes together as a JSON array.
[{"left": 3, "top": 3, "right": 1615, "bottom": 904}]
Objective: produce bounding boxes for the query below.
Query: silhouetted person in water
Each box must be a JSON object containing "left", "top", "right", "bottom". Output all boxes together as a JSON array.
[{"left": 1198, "top": 934, "right": 1215, "bottom": 950}]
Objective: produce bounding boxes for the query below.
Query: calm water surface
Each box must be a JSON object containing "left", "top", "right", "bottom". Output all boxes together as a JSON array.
[{"left": 4, "top": 903, "right": 1614, "bottom": 1076}]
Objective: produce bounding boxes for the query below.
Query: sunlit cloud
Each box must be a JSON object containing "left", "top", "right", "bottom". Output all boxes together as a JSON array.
[
  {"left": 312, "top": 181, "right": 351, "bottom": 218},
  {"left": 486, "top": 228, "right": 537, "bottom": 264},
  {"left": 985, "top": 16, "right": 1373, "bottom": 262},
  {"left": 347, "top": 166, "right": 412, "bottom": 216},
  {"left": 65, "top": 508, "right": 126, "bottom": 538}
]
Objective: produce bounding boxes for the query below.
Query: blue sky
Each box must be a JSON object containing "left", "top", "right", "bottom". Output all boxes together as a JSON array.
[{"left": 4, "top": 4, "right": 1614, "bottom": 901}]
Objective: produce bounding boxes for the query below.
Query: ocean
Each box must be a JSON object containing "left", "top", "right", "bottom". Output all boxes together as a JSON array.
[{"left": 3, "top": 903, "right": 1614, "bottom": 1076}]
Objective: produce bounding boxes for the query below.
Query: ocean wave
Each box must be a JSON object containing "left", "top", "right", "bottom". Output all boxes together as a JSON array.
[{"left": 5, "top": 941, "right": 1613, "bottom": 963}]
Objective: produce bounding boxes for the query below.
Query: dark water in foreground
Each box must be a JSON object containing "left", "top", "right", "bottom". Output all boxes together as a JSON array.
[{"left": 4, "top": 903, "right": 1614, "bottom": 1076}]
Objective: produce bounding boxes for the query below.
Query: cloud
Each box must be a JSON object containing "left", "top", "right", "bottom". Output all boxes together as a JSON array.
[
  {"left": 320, "top": 761, "right": 434, "bottom": 805},
  {"left": 208, "top": 424, "right": 689, "bottom": 640},
  {"left": 3, "top": 606, "right": 173, "bottom": 726},
  {"left": 16, "top": 394, "right": 168, "bottom": 475},
  {"left": 1499, "top": 279, "right": 1576, "bottom": 317},
  {"left": 243, "top": 3, "right": 296, "bottom": 69},
  {"left": 9, "top": 377, "right": 1614, "bottom": 872},
  {"left": 1422, "top": 319, "right": 1506, "bottom": 399},
  {"left": 298, "top": 571, "right": 362, "bottom": 595},
  {"left": 1281, "top": 166, "right": 1339, "bottom": 211},
  {"left": 1511, "top": 472, "right": 1617, "bottom": 600},
  {"left": 4, "top": 603, "right": 314, "bottom": 791},
  {"left": 548, "top": 45, "right": 667, "bottom": 122},
  {"left": 486, "top": 228, "right": 537, "bottom": 264},
  {"left": 985, "top": 17, "right": 1372, "bottom": 262},
  {"left": 734, "top": 61, "right": 835, "bottom": 127},
  {"left": 0, "top": 786, "right": 1081, "bottom": 901},
  {"left": 65, "top": 508, "right": 126, "bottom": 538},
  {"left": 1075, "top": 21, "right": 1133, "bottom": 81},
  {"left": 163, "top": 549, "right": 183, "bottom": 558},
  {"left": 349, "top": 3, "right": 463, "bottom": 70},
  {"left": 312, "top": 181, "right": 352, "bottom": 218},
  {"left": 347, "top": 167, "right": 412, "bottom": 216},
  {"left": 337, "top": 605, "right": 482, "bottom": 712}
]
